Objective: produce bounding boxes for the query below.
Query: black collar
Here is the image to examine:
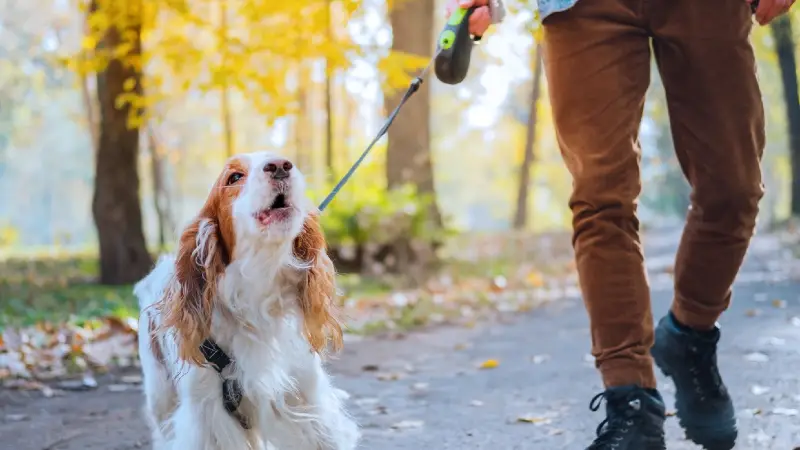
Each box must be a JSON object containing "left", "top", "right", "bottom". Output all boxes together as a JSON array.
[{"left": 200, "top": 339, "right": 250, "bottom": 429}]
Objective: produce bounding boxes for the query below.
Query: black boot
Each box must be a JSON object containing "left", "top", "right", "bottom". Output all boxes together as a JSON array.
[
  {"left": 586, "top": 385, "right": 666, "bottom": 450},
  {"left": 651, "top": 312, "right": 737, "bottom": 450}
]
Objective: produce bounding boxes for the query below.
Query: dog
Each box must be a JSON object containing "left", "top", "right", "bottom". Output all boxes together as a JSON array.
[{"left": 134, "top": 151, "right": 360, "bottom": 450}]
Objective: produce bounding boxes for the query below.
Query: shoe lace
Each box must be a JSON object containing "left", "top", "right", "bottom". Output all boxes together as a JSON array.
[
  {"left": 686, "top": 334, "right": 725, "bottom": 401},
  {"left": 587, "top": 390, "right": 640, "bottom": 449}
]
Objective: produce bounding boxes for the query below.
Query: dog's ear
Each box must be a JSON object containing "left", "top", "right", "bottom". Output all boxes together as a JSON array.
[
  {"left": 159, "top": 217, "right": 226, "bottom": 365},
  {"left": 293, "top": 213, "right": 343, "bottom": 354}
]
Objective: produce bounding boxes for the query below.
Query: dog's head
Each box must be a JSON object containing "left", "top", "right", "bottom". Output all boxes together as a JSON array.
[{"left": 157, "top": 151, "right": 343, "bottom": 365}]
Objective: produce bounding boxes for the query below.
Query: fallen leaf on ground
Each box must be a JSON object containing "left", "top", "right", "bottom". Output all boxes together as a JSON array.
[
  {"left": 353, "top": 397, "right": 380, "bottom": 407},
  {"left": 376, "top": 372, "right": 404, "bottom": 381},
  {"left": 478, "top": 359, "right": 499, "bottom": 369},
  {"left": 526, "top": 272, "right": 545, "bottom": 288},
  {"left": 772, "top": 408, "right": 799, "bottom": 416},
  {"left": 531, "top": 354, "right": 550, "bottom": 364},
  {"left": 772, "top": 299, "right": 787, "bottom": 309},
  {"left": 391, "top": 420, "right": 424, "bottom": 430},
  {"left": 516, "top": 415, "right": 552, "bottom": 425},
  {"left": 751, "top": 385, "right": 770, "bottom": 396},
  {"left": 741, "top": 408, "right": 763, "bottom": 417},
  {"left": 745, "top": 309, "right": 762, "bottom": 317},
  {"left": 744, "top": 352, "right": 770, "bottom": 363},
  {"left": 3, "top": 379, "right": 57, "bottom": 397},
  {"left": 490, "top": 276, "right": 507, "bottom": 292}
]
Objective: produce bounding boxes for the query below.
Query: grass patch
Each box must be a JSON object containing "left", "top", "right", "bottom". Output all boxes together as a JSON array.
[
  {"left": 0, "top": 254, "right": 395, "bottom": 332},
  {"left": 0, "top": 256, "right": 137, "bottom": 330}
]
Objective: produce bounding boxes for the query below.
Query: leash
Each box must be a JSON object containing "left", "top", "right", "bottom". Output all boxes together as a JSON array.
[
  {"left": 318, "top": 1, "right": 505, "bottom": 212},
  {"left": 317, "top": 54, "right": 437, "bottom": 212}
]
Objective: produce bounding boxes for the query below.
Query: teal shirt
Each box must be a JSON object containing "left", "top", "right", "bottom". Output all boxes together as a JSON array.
[{"left": 538, "top": 0, "right": 578, "bottom": 20}]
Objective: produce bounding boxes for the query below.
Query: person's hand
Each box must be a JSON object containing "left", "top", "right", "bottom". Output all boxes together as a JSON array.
[
  {"left": 749, "top": 0, "right": 795, "bottom": 25},
  {"left": 444, "top": 0, "right": 492, "bottom": 36}
]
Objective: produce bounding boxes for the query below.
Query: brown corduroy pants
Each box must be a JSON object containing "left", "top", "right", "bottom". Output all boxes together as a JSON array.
[{"left": 541, "top": 0, "right": 765, "bottom": 389}]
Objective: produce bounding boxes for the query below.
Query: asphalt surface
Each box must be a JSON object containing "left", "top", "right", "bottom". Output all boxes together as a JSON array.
[{"left": 2, "top": 231, "right": 799, "bottom": 450}]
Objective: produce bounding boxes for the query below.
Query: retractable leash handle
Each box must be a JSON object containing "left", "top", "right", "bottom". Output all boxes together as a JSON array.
[
  {"left": 434, "top": 6, "right": 479, "bottom": 85},
  {"left": 435, "top": 0, "right": 505, "bottom": 85}
]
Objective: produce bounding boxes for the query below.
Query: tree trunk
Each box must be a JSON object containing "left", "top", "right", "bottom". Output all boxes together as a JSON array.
[
  {"left": 385, "top": 0, "right": 442, "bottom": 226},
  {"left": 91, "top": 0, "right": 152, "bottom": 284},
  {"left": 513, "top": 45, "right": 544, "bottom": 229},
  {"left": 771, "top": 16, "right": 800, "bottom": 217},
  {"left": 147, "top": 126, "right": 173, "bottom": 250},
  {"left": 295, "top": 65, "right": 311, "bottom": 171}
]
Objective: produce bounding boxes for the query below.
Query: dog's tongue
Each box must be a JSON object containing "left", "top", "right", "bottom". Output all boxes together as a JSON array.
[{"left": 256, "top": 210, "right": 271, "bottom": 225}]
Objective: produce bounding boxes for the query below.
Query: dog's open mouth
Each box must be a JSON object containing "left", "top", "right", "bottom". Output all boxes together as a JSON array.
[
  {"left": 255, "top": 194, "right": 292, "bottom": 225},
  {"left": 271, "top": 193, "right": 288, "bottom": 209}
]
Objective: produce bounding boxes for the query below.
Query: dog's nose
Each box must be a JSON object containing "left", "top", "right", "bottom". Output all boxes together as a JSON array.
[{"left": 264, "top": 159, "right": 293, "bottom": 180}]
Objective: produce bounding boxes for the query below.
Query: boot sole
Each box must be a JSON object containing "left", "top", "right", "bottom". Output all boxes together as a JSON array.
[{"left": 653, "top": 355, "right": 737, "bottom": 450}]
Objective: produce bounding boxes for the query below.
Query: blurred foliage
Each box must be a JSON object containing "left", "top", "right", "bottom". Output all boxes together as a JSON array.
[
  {"left": 0, "top": 256, "right": 137, "bottom": 330},
  {"left": 314, "top": 155, "right": 451, "bottom": 273},
  {"left": 0, "top": 223, "right": 20, "bottom": 248},
  {"left": 317, "top": 158, "right": 446, "bottom": 246},
  {"left": 68, "top": 0, "right": 429, "bottom": 126}
]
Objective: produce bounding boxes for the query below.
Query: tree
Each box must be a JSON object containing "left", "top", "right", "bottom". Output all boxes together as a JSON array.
[
  {"left": 513, "top": 45, "right": 543, "bottom": 229},
  {"left": 89, "top": 0, "right": 153, "bottom": 284},
  {"left": 771, "top": 15, "right": 800, "bottom": 217},
  {"left": 385, "top": 0, "right": 442, "bottom": 226},
  {"left": 73, "top": 0, "right": 430, "bottom": 278},
  {"left": 146, "top": 124, "right": 174, "bottom": 250}
]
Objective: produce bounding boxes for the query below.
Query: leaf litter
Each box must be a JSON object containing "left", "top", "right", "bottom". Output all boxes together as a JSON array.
[
  {"left": 1, "top": 233, "right": 582, "bottom": 384},
  {"left": 0, "top": 316, "right": 139, "bottom": 387}
]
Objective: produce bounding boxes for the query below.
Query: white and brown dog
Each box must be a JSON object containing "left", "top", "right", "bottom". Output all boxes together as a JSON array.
[{"left": 134, "top": 151, "right": 359, "bottom": 450}]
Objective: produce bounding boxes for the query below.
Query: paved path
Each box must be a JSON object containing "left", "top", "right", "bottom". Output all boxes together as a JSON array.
[{"left": 2, "top": 232, "right": 799, "bottom": 450}]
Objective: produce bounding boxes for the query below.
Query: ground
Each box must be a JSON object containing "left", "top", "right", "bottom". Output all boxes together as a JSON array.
[{"left": 2, "top": 231, "right": 800, "bottom": 450}]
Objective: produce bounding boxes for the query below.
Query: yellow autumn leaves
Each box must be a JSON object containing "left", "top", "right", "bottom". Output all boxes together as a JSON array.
[
  {"left": 67, "top": 0, "right": 431, "bottom": 128},
  {"left": 479, "top": 358, "right": 500, "bottom": 369}
]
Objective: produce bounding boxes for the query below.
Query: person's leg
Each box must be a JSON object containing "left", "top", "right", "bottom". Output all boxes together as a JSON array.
[
  {"left": 543, "top": 0, "right": 655, "bottom": 393},
  {"left": 649, "top": 1, "right": 764, "bottom": 449},
  {"left": 542, "top": 1, "right": 665, "bottom": 448}
]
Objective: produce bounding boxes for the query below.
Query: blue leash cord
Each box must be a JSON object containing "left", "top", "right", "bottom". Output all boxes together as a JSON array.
[{"left": 317, "top": 76, "right": 422, "bottom": 212}]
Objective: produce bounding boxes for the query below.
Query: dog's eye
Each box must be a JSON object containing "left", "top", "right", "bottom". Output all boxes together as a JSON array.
[{"left": 226, "top": 172, "right": 244, "bottom": 186}]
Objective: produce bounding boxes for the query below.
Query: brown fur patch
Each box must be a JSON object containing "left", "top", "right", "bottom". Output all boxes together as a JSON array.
[
  {"left": 154, "top": 157, "right": 248, "bottom": 366},
  {"left": 147, "top": 314, "right": 166, "bottom": 366},
  {"left": 293, "top": 213, "right": 344, "bottom": 354}
]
